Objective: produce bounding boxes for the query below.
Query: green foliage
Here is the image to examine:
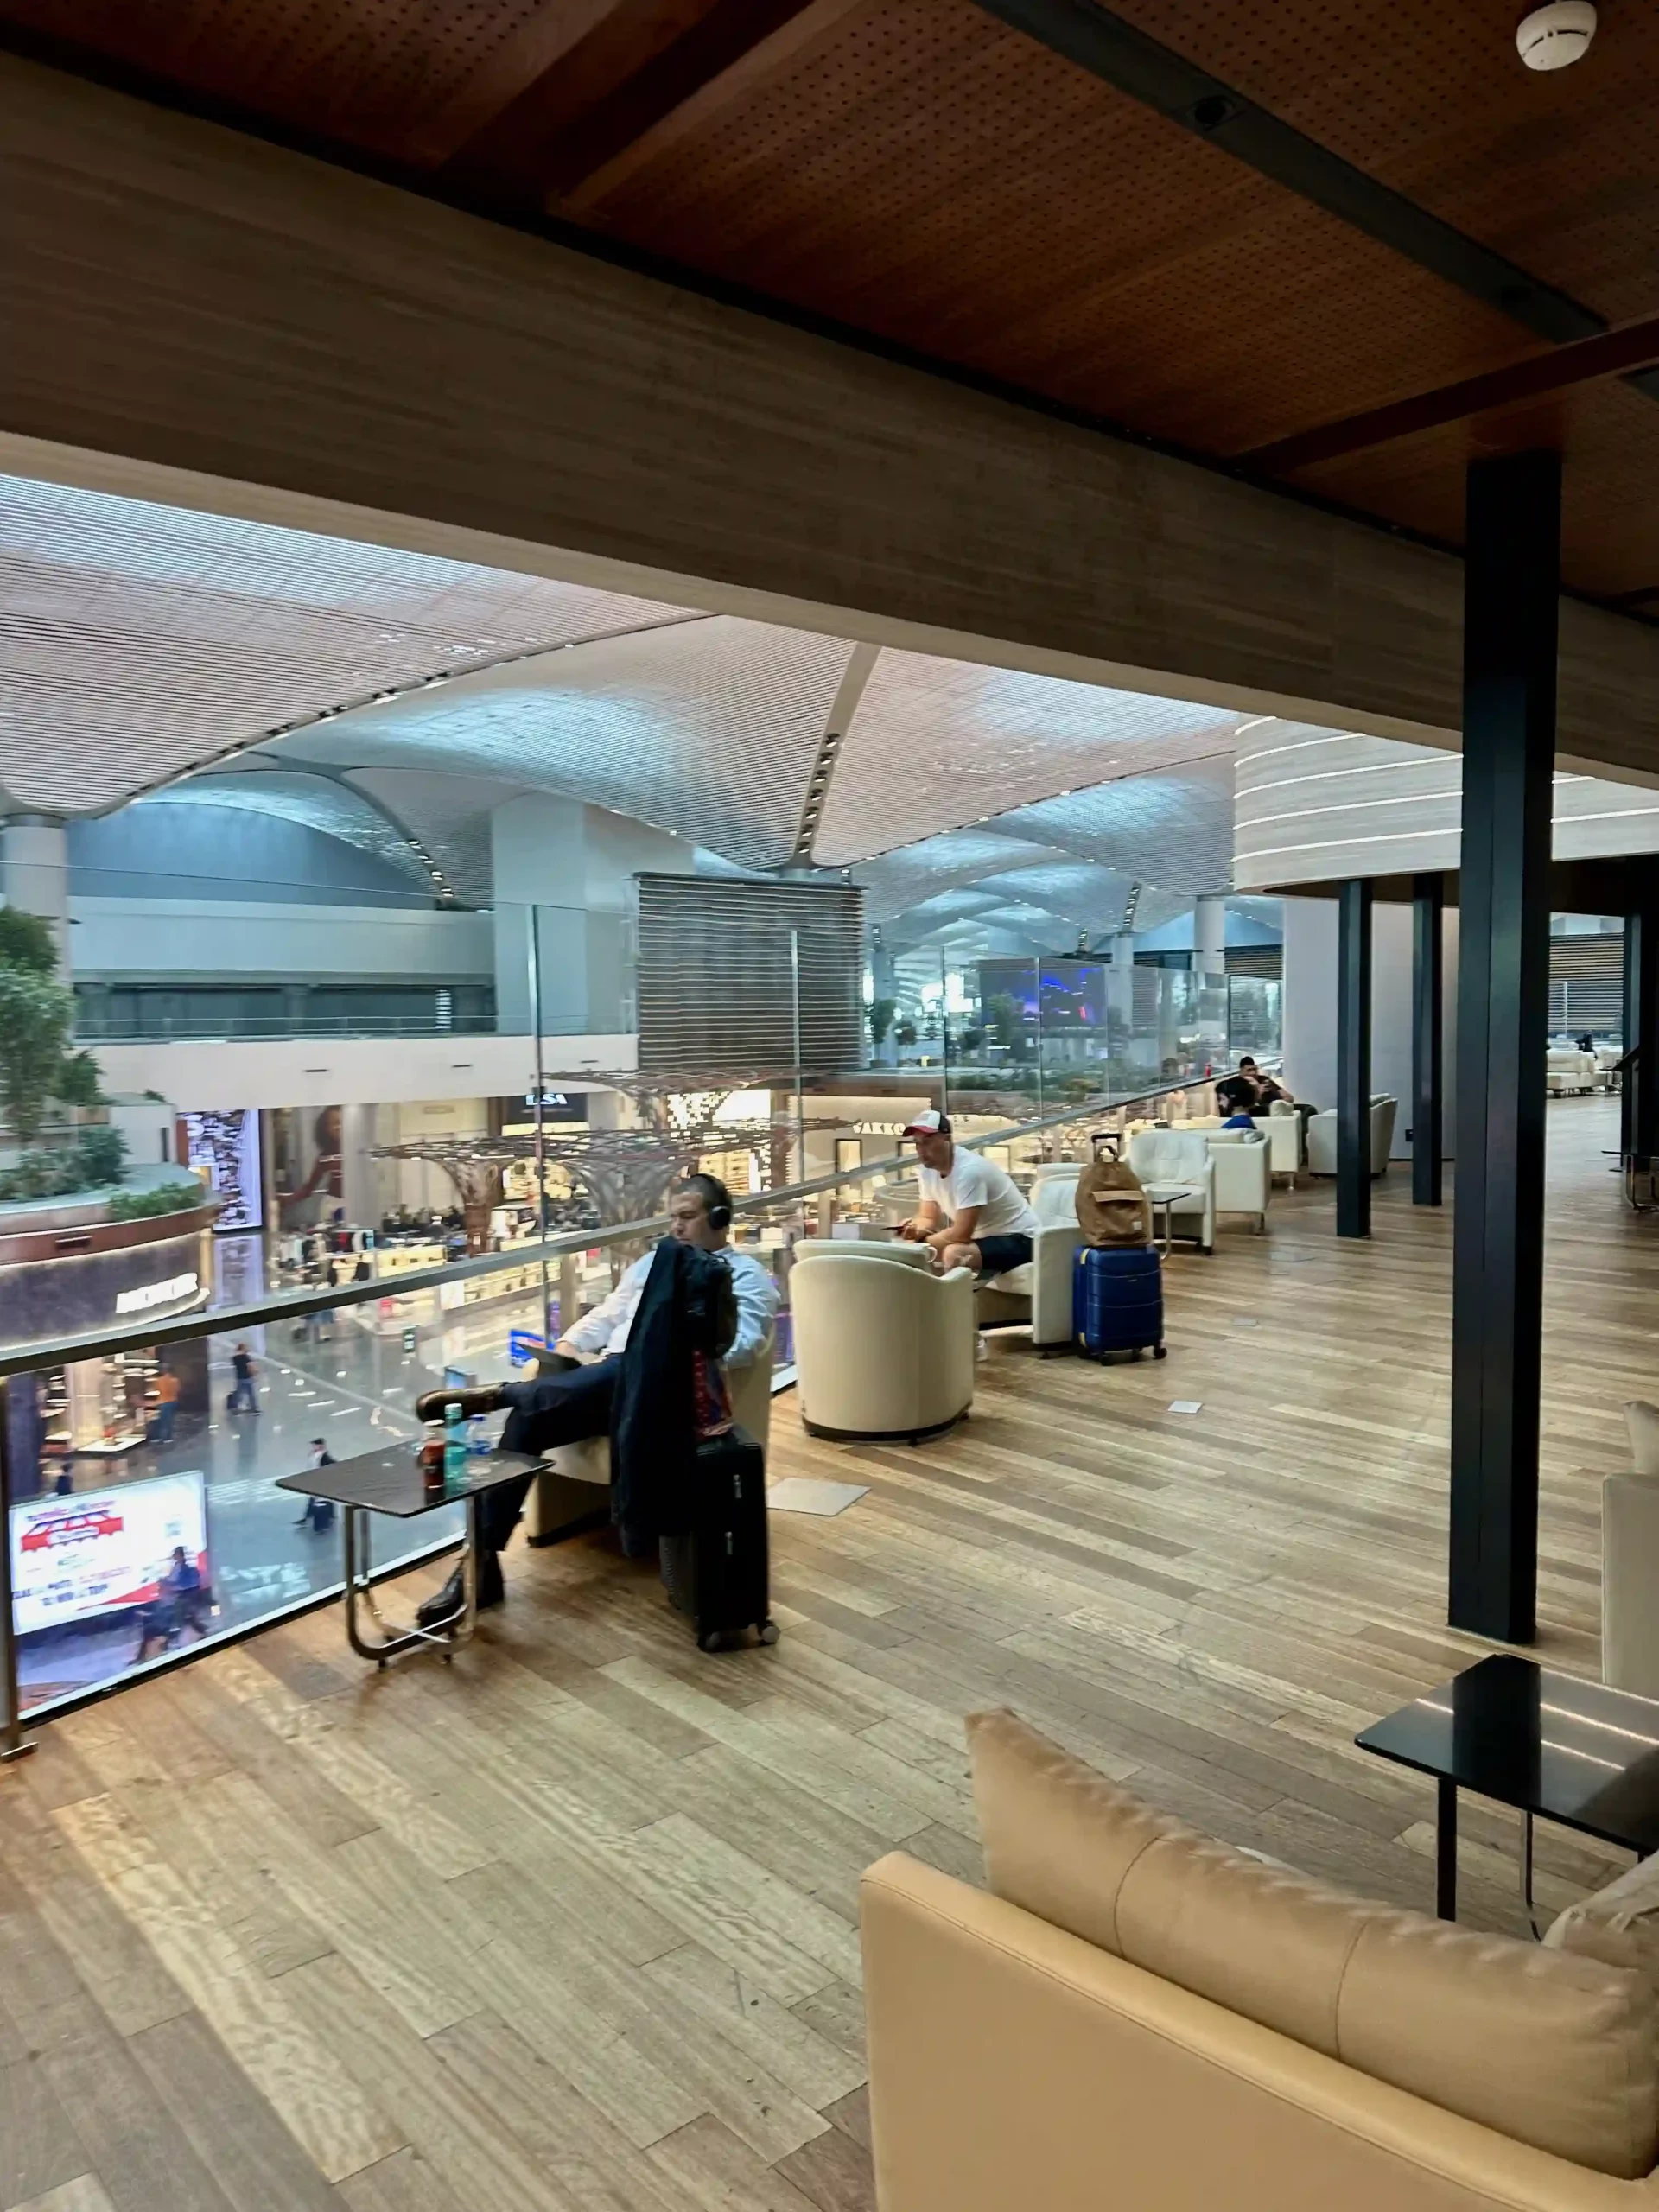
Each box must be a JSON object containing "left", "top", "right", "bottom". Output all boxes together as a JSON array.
[
  {"left": 894, "top": 1020, "right": 918, "bottom": 1047},
  {"left": 0, "top": 1128, "right": 131, "bottom": 1203},
  {"left": 56, "top": 1050, "right": 103, "bottom": 1107},
  {"left": 106, "top": 1180, "right": 207, "bottom": 1222},
  {"left": 0, "top": 965, "right": 75, "bottom": 1143},
  {"left": 0, "top": 906, "right": 60, "bottom": 976},
  {"left": 75, "top": 1127, "right": 128, "bottom": 1185},
  {"left": 868, "top": 996, "right": 898, "bottom": 1048}
]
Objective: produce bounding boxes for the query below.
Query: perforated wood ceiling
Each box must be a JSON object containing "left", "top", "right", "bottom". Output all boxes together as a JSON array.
[
  {"left": 6, "top": 0, "right": 1659, "bottom": 599},
  {"left": 1111, "top": 0, "right": 1659, "bottom": 324},
  {"left": 579, "top": 0, "right": 1541, "bottom": 455}
]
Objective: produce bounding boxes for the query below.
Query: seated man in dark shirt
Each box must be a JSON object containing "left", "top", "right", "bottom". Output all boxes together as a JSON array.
[{"left": 1213, "top": 1059, "right": 1263, "bottom": 1118}]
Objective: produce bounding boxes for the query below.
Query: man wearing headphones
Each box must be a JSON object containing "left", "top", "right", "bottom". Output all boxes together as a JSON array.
[{"left": 416, "top": 1173, "right": 776, "bottom": 1623}]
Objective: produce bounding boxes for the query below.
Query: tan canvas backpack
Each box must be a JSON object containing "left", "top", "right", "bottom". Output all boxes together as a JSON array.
[{"left": 1076, "top": 1154, "right": 1154, "bottom": 1249}]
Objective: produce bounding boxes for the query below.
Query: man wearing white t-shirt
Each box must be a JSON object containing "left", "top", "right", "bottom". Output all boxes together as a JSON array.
[{"left": 896, "top": 1109, "right": 1039, "bottom": 1279}]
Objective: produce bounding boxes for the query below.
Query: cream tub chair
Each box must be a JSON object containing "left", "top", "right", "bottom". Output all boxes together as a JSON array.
[
  {"left": 1125, "top": 1128, "right": 1216, "bottom": 1253},
  {"left": 791, "top": 1241, "right": 975, "bottom": 1442},
  {"left": 524, "top": 1327, "right": 774, "bottom": 1541},
  {"left": 969, "top": 1163, "right": 1083, "bottom": 1349}
]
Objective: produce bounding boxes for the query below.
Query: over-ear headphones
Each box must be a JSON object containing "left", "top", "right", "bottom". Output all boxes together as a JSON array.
[{"left": 683, "top": 1172, "right": 733, "bottom": 1230}]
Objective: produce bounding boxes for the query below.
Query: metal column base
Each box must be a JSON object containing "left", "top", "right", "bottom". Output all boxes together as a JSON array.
[{"left": 343, "top": 1496, "right": 479, "bottom": 1666}]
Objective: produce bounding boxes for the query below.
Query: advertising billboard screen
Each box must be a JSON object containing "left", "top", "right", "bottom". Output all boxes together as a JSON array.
[
  {"left": 181, "top": 1108, "right": 264, "bottom": 1232},
  {"left": 9, "top": 1470, "right": 209, "bottom": 1637}
]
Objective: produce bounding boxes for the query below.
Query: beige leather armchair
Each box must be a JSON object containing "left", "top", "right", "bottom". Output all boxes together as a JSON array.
[
  {"left": 1306, "top": 1095, "right": 1397, "bottom": 1177},
  {"left": 791, "top": 1242, "right": 975, "bottom": 1442},
  {"left": 1206, "top": 1128, "right": 1270, "bottom": 1230},
  {"left": 1251, "top": 1101, "right": 1306, "bottom": 1183},
  {"left": 969, "top": 1165, "right": 1082, "bottom": 1349},
  {"left": 524, "top": 1329, "right": 774, "bottom": 1542}
]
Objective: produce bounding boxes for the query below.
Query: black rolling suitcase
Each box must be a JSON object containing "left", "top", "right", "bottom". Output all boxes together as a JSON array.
[{"left": 659, "top": 1421, "right": 779, "bottom": 1652}]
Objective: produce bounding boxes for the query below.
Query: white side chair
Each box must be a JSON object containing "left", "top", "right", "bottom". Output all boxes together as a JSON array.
[
  {"left": 1125, "top": 1128, "right": 1216, "bottom": 1253},
  {"left": 791, "top": 1246, "right": 975, "bottom": 1442},
  {"left": 971, "top": 1165, "right": 1083, "bottom": 1350},
  {"left": 524, "top": 1329, "right": 775, "bottom": 1541},
  {"left": 1604, "top": 1402, "right": 1659, "bottom": 1697},
  {"left": 1205, "top": 1128, "right": 1270, "bottom": 1231}
]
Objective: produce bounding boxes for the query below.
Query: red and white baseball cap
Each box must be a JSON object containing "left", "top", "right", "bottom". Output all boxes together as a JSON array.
[{"left": 901, "top": 1109, "right": 952, "bottom": 1139}]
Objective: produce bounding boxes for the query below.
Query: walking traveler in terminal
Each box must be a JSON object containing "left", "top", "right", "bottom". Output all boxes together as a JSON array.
[
  {"left": 150, "top": 1364, "right": 181, "bottom": 1444},
  {"left": 227, "top": 1343, "right": 259, "bottom": 1414},
  {"left": 896, "top": 1109, "right": 1039, "bottom": 1279},
  {"left": 412, "top": 1173, "right": 777, "bottom": 1623}
]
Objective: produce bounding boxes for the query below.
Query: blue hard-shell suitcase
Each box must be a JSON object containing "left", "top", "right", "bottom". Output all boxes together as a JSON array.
[{"left": 1073, "top": 1244, "right": 1166, "bottom": 1361}]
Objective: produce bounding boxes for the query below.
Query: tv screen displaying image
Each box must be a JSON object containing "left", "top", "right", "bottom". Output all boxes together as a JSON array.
[{"left": 10, "top": 1468, "right": 208, "bottom": 1638}]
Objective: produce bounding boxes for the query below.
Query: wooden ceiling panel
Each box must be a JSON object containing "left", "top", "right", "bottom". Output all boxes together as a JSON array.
[
  {"left": 1286, "top": 378, "right": 1659, "bottom": 601},
  {"left": 0, "top": 0, "right": 580, "bottom": 166},
  {"left": 579, "top": 0, "right": 1547, "bottom": 451},
  {"left": 1113, "top": 0, "right": 1659, "bottom": 326}
]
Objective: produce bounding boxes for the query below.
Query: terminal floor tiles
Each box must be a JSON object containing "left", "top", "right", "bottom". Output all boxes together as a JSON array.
[{"left": 1, "top": 1096, "right": 1653, "bottom": 2212}]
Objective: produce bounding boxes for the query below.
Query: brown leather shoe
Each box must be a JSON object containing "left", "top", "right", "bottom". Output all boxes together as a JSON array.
[{"left": 413, "top": 1383, "right": 504, "bottom": 1424}]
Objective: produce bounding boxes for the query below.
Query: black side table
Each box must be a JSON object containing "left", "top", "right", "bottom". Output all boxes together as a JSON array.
[
  {"left": 277, "top": 1445, "right": 546, "bottom": 1666},
  {"left": 1357, "top": 1653, "right": 1659, "bottom": 1923}
]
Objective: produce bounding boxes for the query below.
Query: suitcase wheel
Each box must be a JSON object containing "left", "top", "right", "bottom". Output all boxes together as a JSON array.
[
  {"left": 1154, "top": 1344, "right": 1168, "bottom": 1359},
  {"left": 697, "top": 1631, "right": 726, "bottom": 1654},
  {"left": 758, "top": 1620, "right": 780, "bottom": 1646}
]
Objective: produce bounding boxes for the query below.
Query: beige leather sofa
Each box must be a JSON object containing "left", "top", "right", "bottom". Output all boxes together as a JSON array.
[
  {"left": 970, "top": 1164, "right": 1082, "bottom": 1348},
  {"left": 791, "top": 1240, "right": 975, "bottom": 1442},
  {"left": 1126, "top": 1128, "right": 1216, "bottom": 1252},
  {"left": 523, "top": 1330, "right": 774, "bottom": 1541},
  {"left": 863, "top": 1708, "right": 1659, "bottom": 2212},
  {"left": 1306, "top": 1093, "right": 1398, "bottom": 1177},
  {"left": 1549, "top": 1048, "right": 1601, "bottom": 1095},
  {"left": 1602, "top": 1402, "right": 1659, "bottom": 1699}
]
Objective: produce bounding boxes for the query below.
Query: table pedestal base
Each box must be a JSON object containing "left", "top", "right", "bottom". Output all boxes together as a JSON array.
[{"left": 343, "top": 1496, "right": 479, "bottom": 1666}]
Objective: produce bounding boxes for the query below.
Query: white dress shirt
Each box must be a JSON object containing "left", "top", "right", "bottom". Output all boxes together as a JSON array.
[{"left": 562, "top": 1245, "right": 778, "bottom": 1365}]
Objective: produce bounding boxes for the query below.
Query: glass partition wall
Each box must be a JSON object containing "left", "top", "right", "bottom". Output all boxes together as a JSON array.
[{"left": 0, "top": 1068, "right": 1253, "bottom": 1751}]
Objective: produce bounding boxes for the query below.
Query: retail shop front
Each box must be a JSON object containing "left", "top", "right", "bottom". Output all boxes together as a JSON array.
[{"left": 0, "top": 1201, "right": 215, "bottom": 1495}]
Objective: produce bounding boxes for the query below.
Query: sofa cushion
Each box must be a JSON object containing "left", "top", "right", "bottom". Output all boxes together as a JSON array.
[
  {"left": 1547, "top": 1852, "right": 1659, "bottom": 1992},
  {"left": 1626, "top": 1399, "right": 1659, "bottom": 1477},
  {"left": 967, "top": 1708, "right": 1659, "bottom": 2178}
]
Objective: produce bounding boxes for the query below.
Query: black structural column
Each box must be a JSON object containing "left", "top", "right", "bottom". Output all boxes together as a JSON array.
[
  {"left": 1337, "top": 877, "right": 1373, "bottom": 1238},
  {"left": 1449, "top": 449, "right": 1560, "bottom": 1643},
  {"left": 1624, "top": 906, "right": 1659, "bottom": 1171},
  {"left": 1412, "top": 872, "right": 1445, "bottom": 1205}
]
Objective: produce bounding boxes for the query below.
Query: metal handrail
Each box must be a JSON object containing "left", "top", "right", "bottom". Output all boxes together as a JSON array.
[
  {"left": 0, "top": 1068, "right": 1224, "bottom": 1378},
  {"left": 0, "top": 1064, "right": 1237, "bottom": 1752}
]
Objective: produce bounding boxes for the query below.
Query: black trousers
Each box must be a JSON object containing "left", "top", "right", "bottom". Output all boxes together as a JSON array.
[{"left": 479, "top": 1356, "right": 620, "bottom": 1552}]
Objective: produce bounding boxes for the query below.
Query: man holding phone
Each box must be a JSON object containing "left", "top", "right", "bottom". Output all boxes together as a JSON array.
[{"left": 897, "top": 1109, "right": 1039, "bottom": 1279}]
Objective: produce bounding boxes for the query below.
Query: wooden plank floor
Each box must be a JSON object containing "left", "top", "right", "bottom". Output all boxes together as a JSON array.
[{"left": 4, "top": 1096, "right": 1656, "bottom": 2212}]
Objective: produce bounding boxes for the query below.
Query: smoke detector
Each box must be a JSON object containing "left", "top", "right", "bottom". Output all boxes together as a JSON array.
[{"left": 1516, "top": 2, "right": 1597, "bottom": 69}]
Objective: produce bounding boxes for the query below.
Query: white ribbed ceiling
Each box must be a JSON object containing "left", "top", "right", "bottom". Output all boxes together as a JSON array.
[
  {"left": 281, "top": 615, "right": 856, "bottom": 871},
  {"left": 0, "top": 474, "right": 699, "bottom": 813},
  {"left": 0, "top": 473, "right": 1294, "bottom": 944},
  {"left": 816, "top": 648, "right": 1245, "bottom": 867}
]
